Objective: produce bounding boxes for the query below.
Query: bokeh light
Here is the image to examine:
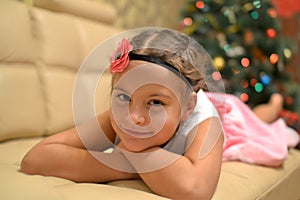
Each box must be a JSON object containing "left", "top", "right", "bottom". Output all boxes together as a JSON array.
[
  {"left": 268, "top": 8, "right": 277, "bottom": 18},
  {"left": 212, "top": 71, "right": 222, "bottom": 81},
  {"left": 283, "top": 48, "right": 292, "bottom": 59},
  {"left": 260, "top": 73, "right": 271, "bottom": 85},
  {"left": 285, "top": 96, "right": 293, "bottom": 105},
  {"left": 250, "top": 78, "right": 257, "bottom": 87},
  {"left": 241, "top": 57, "right": 250, "bottom": 67},
  {"left": 183, "top": 17, "right": 193, "bottom": 26},
  {"left": 266, "top": 28, "right": 276, "bottom": 38},
  {"left": 241, "top": 80, "right": 249, "bottom": 88},
  {"left": 250, "top": 11, "right": 259, "bottom": 20},
  {"left": 253, "top": 0, "right": 261, "bottom": 8},
  {"left": 213, "top": 56, "right": 225, "bottom": 70},
  {"left": 240, "top": 93, "right": 249, "bottom": 102},
  {"left": 269, "top": 53, "right": 279, "bottom": 64},
  {"left": 254, "top": 82, "right": 263, "bottom": 92},
  {"left": 195, "top": 1, "right": 205, "bottom": 9}
]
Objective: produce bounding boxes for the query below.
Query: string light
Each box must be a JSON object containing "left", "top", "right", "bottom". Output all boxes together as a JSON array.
[
  {"left": 283, "top": 48, "right": 292, "bottom": 59},
  {"left": 269, "top": 53, "right": 279, "bottom": 64},
  {"left": 268, "top": 9, "right": 277, "bottom": 18},
  {"left": 195, "top": 1, "right": 205, "bottom": 9},
  {"left": 213, "top": 56, "right": 225, "bottom": 70},
  {"left": 253, "top": 0, "right": 261, "bottom": 8},
  {"left": 254, "top": 82, "right": 263, "bottom": 92},
  {"left": 240, "top": 93, "right": 249, "bottom": 102},
  {"left": 183, "top": 17, "right": 193, "bottom": 26},
  {"left": 241, "top": 57, "right": 250, "bottom": 67},
  {"left": 212, "top": 71, "right": 222, "bottom": 81},
  {"left": 250, "top": 11, "right": 259, "bottom": 20},
  {"left": 250, "top": 78, "right": 257, "bottom": 87},
  {"left": 241, "top": 80, "right": 249, "bottom": 88},
  {"left": 260, "top": 73, "right": 271, "bottom": 85},
  {"left": 266, "top": 28, "right": 276, "bottom": 38}
]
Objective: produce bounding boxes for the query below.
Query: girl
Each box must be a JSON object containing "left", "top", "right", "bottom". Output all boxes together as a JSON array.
[{"left": 20, "top": 27, "right": 298, "bottom": 200}]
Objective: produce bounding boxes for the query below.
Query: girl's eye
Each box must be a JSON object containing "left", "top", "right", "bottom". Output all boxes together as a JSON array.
[
  {"left": 149, "top": 100, "right": 164, "bottom": 106},
  {"left": 118, "top": 94, "right": 131, "bottom": 102}
]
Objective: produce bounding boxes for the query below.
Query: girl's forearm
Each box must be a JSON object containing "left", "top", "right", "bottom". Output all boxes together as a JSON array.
[
  {"left": 138, "top": 156, "right": 215, "bottom": 200},
  {"left": 20, "top": 143, "right": 137, "bottom": 183},
  {"left": 121, "top": 147, "right": 221, "bottom": 200}
]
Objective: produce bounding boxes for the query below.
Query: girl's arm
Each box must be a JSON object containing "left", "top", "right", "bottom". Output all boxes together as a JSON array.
[
  {"left": 122, "top": 117, "right": 224, "bottom": 200},
  {"left": 20, "top": 111, "right": 138, "bottom": 182}
]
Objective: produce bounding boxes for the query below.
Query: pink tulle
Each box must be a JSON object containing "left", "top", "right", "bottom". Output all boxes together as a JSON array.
[{"left": 207, "top": 93, "right": 299, "bottom": 167}]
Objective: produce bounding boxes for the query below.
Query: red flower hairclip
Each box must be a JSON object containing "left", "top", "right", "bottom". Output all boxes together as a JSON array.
[{"left": 110, "top": 38, "right": 133, "bottom": 74}]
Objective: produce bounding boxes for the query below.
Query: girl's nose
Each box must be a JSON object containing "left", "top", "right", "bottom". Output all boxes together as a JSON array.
[{"left": 129, "top": 105, "right": 147, "bottom": 125}]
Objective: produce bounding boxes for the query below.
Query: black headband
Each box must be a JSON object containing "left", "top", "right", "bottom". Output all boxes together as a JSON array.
[{"left": 128, "top": 52, "right": 193, "bottom": 89}]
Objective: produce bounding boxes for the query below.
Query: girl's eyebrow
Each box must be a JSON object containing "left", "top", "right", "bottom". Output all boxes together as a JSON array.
[
  {"left": 148, "top": 93, "right": 173, "bottom": 99},
  {"left": 112, "top": 87, "right": 129, "bottom": 93},
  {"left": 113, "top": 87, "right": 172, "bottom": 99}
]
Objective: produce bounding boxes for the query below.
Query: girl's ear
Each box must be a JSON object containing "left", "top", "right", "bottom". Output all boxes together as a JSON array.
[{"left": 181, "top": 92, "right": 197, "bottom": 122}]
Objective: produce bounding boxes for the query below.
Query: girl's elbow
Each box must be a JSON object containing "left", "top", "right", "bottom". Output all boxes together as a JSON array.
[
  {"left": 20, "top": 155, "right": 34, "bottom": 174},
  {"left": 170, "top": 179, "right": 215, "bottom": 200},
  {"left": 20, "top": 152, "right": 42, "bottom": 175},
  {"left": 181, "top": 185, "right": 214, "bottom": 200}
]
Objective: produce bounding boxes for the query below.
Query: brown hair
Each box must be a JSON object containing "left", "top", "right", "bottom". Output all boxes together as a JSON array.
[{"left": 130, "top": 28, "right": 216, "bottom": 92}]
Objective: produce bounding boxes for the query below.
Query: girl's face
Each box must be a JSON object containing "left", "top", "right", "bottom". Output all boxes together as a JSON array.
[{"left": 109, "top": 61, "right": 187, "bottom": 152}]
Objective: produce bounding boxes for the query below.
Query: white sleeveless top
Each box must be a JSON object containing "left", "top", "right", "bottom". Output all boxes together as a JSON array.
[{"left": 162, "top": 90, "right": 219, "bottom": 154}]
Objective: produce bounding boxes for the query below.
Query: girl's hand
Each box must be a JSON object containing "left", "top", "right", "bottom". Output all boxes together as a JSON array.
[{"left": 117, "top": 141, "right": 128, "bottom": 150}]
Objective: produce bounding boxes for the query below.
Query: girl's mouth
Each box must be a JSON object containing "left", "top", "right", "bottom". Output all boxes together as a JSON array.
[{"left": 121, "top": 127, "right": 155, "bottom": 138}]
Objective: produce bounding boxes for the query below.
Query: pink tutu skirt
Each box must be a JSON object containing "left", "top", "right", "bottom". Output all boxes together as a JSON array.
[{"left": 206, "top": 93, "right": 299, "bottom": 167}]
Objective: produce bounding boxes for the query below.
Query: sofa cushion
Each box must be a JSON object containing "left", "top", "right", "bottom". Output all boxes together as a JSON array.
[
  {"left": 0, "top": 138, "right": 168, "bottom": 200},
  {"left": 212, "top": 149, "right": 300, "bottom": 200},
  {"left": 0, "top": 0, "right": 36, "bottom": 62},
  {"left": 33, "top": 0, "right": 117, "bottom": 24},
  {"left": 0, "top": 0, "right": 120, "bottom": 141},
  {"left": 1, "top": 137, "right": 300, "bottom": 200},
  {"left": 32, "top": 7, "right": 85, "bottom": 70},
  {"left": 0, "top": 65, "right": 46, "bottom": 142}
]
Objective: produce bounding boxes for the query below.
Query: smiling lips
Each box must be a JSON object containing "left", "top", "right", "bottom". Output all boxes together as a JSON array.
[{"left": 121, "top": 127, "right": 155, "bottom": 138}]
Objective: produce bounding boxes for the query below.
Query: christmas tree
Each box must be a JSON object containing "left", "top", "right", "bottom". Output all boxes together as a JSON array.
[{"left": 180, "top": 0, "right": 298, "bottom": 110}]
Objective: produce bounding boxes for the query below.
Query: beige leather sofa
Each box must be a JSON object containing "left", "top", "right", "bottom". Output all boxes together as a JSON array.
[{"left": 1, "top": 0, "right": 300, "bottom": 199}]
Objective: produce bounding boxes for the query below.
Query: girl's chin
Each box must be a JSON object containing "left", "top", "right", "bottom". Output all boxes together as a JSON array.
[
  {"left": 120, "top": 139, "right": 153, "bottom": 152},
  {"left": 122, "top": 143, "right": 149, "bottom": 153}
]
